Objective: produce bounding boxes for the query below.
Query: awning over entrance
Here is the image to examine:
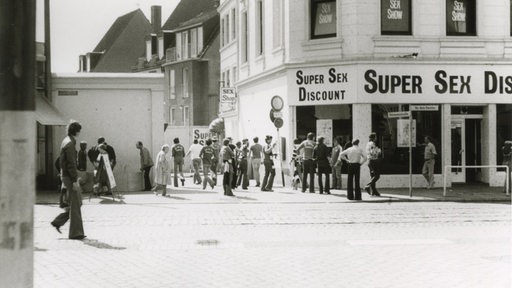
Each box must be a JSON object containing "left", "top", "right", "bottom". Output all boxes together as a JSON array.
[{"left": 35, "top": 95, "right": 68, "bottom": 125}]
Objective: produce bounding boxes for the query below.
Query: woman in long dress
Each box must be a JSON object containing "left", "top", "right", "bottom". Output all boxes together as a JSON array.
[{"left": 153, "top": 144, "right": 170, "bottom": 196}]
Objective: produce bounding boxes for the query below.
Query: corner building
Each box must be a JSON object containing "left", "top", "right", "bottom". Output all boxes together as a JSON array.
[{"left": 220, "top": 0, "right": 512, "bottom": 188}]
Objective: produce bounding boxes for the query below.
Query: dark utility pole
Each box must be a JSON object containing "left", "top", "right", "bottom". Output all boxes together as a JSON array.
[{"left": 0, "top": 1, "right": 36, "bottom": 287}]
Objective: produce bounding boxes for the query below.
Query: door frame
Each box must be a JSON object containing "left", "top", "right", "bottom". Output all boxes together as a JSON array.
[{"left": 450, "top": 114, "right": 483, "bottom": 183}]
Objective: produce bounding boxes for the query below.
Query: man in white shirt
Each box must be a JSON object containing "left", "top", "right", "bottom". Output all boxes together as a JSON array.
[
  {"left": 186, "top": 139, "right": 204, "bottom": 185},
  {"left": 338, "top": 139, "right": 367, "bottom": 200}
]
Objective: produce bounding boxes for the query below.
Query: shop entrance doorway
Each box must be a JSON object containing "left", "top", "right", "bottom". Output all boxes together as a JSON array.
[{"left": 450, "top": 114, "right": 482, "bottom": 183}]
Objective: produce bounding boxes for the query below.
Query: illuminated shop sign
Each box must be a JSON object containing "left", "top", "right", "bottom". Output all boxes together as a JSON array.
[{"left": 287, "top": 65, "right": 511, "bottom": 105}]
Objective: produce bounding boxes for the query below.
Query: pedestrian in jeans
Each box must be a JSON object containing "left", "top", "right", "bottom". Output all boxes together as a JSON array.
[
  {"left": 261, "top": 135, "right": 277, "bottom": 192},
  {"left": 199, "top": 139, "right": 216, "bottom": 190},
  {"left": 297, "top": 133, "right": 316, "bottom": 193},
  {"left": 331, "top": 136, "right": 343, "bottom": 190},
  {"left": 220, "top": 138, "right": 235, "bottom": 196},
  {"left": 136, "top": 141, "right": 154, "bottom": 191},
  {"left": 249, "top": 137, "right": 263, "bottom": 187},
  {"left": 339, "top": 139, "right": 367, "bottom": 200},
  {"left": 364, "top": 133, "right": 381, "bottom": 196},
  {"left": 237, "top": 139, "right": 250, "bottom": 190},
  {"left": 422, "top": 136, "right": 437, "bottom": 189},
  {"left": 314, "top": 137, "right": 331, "bottom": 194},
  {"left": 171, "top": 137, "right": 185, "bottom": 187},
  {"left": 51, "top": 121, "right": 86, "bottom": 240},
  {"left": 186, "top": 139, "right": 203, "bottom": 185}
]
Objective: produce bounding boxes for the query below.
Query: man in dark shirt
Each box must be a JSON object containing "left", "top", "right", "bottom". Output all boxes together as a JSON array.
[
  {"left": 261, "top": 135, "right": 277, "bottom": 192},
  {"left": 171, "top": 137, "right": 185, "bottom": 187},
  {"left": 237, "top": 139, "right": 250, "bottom": 190},
  {"left": 314, "top": 137, "right": 331, "bottom": 194},
  {"left": 199, "top": 139, "right": 216, "bottom": 190},
  {"left": 51, "top": 121, "right": 86, "bottom": 240}
]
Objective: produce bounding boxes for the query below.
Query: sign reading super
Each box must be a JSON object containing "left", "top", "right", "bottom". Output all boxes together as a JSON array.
[{"left": 287, "top": 64, "right": 511, "bottom": 105}]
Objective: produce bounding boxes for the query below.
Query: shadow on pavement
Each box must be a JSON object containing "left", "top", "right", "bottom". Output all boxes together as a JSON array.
[
  {"left": 235, "top": 196, "right": 257, "bottom": 201},
  {"left": 82, "top": 239, "right": 126, "bottom": 250}
]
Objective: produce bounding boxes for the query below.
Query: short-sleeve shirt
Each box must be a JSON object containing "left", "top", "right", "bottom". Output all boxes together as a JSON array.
[
  {"left": 172, "top": 144, "right": 185, "bottom": 161},
  {"left": 250, "top": 144, "right": 263, "bottom": 159},
  {"left": 298, "top": 140, "right": 316, "bottom": 160}
]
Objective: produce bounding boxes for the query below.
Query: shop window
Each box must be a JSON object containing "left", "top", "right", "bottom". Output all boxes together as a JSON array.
[
  {"left": 296, "top": 104, "right": 352, "bottom": 172},
  {"left": 446, "top": 0, "right": 476, "bottom": 36},
  {"left": 497, "top": 104, "right": 512, "bottom": 169},
  {"left": 371, "top": 104, "right": 442, "bottom": 174},
  {"left": 311, "top": 0, "right": 337, "bottom": 39},
  {"left": 381, "top": 0, "right": 412, "bottom": 35}
]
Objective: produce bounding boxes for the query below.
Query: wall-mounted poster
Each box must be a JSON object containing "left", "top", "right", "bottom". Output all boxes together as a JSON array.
[
  {"left": 397, "top": 119, "right": 416, "bottom": 147},
  {"left": 316, "top": 119, "right": 333, "bottom": 147}
]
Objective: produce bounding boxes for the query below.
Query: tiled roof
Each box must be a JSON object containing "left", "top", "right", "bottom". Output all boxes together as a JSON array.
[
  {"left": 162, "top": 0, "right": 218, "bottom": 31},
  {"left": 173, "top": 9, "right": 218, "bottom": 31},
  {"left": 91, "top": 9, "right": 152, "bottom": 72}
]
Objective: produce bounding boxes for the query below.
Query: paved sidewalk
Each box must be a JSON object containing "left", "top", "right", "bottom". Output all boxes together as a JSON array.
[{"left": 37, "top": 175, "right": 511, "bottom": 205}]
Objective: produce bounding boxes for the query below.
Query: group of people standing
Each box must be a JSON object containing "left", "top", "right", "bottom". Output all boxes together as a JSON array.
[
  {"left": 291, "top": 132, "right": 383, "bottom": 200},
  {"left": 140, "top": 135, "right": 280, "bottom": 197}
]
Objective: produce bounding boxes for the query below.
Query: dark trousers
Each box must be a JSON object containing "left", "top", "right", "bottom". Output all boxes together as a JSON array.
[
  {"left": 52, "top": 177, "right": 85, "bottom": 239},
  {"left": 237, "top": 158, "right": 249, "bottom": 189},
  {"left": 261, "top": 160, "right": 275, "bottom": 191},
  {"left": 222, "top": 161, "right": 234, "bottom": 196},
  {"left": 318, "top": 170, "right": 330, "bottom": 194},
  {"left": 192, "top": 158, "right": 202, "bottom": 184},
  {"left": 143, "top": 166, "right": 152, "bottom": 190},
  {"left": 302, "top": 159, "right": 315, "bottom": 193},
  {"left": 347, "top": 163, "right": 361, "bottom": 200},
  {"left": 366, "top": 159, "right": 380, "bottom": 194},
  {"left": 231, "top": 161, "right": 238, "bottom": 188}
]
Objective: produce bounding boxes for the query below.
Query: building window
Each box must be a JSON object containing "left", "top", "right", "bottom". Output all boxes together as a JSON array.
[
  {"left": 231, "top": 8, "right": 236, "bottom": 40},
  {"left": 221, "top": 18, "right": 225, "bottom": 47},
  {"left": 256, "top": 0, "right": 264, "bottom": 56},
  {"left": 232, "top": 66, "right": 237, "bottom": 84},
  {"left": 446, "top": 0, "right": 476, "bottom": 36},
  {"left": 381, "top": 0, "right": 412, "bottom": 35},
  {"left": 226, "top": 70, "right": 230, "bottom": 87},
  {"left": 497, "top": 104, "right": 512, "bottom": 169},
  {"left": 182, "top": 31, "right": 189, "bottom": 58},
  {"left": 183, "top": 106, "right": 189, "bottom": 126},
  {"left": 311, "top": 0, "right": 337, "bottom": 39},
  {"left": 226, "top": 14, "right": 230, "bottom": 44},
  {"left": 241, "top": 11, "right": 248, "bottom": 62},
  {"left": 371, "top": 104, "right": 442, "bottom": 175},
  {"left": 190, "top": 28, "right": 197, "bottom": 57},
  {"left": 169, "top": 70, "right": 176, "bottom": 99},
  {"left": 176, "top": 32, "right": 182, "bottom": 60},
  {"left": 170, "top": 107, "right": 176, "bottom": 125},
  {"left": 273, "top": 0, "right": 283, "bottom": 49},
  {"left": 182, "top": 68, "right": 189, "bottom": 98}
]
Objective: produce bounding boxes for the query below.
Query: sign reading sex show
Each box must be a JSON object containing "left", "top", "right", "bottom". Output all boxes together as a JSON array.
[{"left": 288, "top": 64, "right": 511, "bottom": 105}]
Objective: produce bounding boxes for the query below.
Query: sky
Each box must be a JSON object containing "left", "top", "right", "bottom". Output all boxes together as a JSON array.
[{"left": 36, "top": 0, "right": 179, "bottom": 73}]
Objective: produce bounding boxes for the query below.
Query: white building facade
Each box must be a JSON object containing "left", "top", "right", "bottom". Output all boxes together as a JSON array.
[{"left": 220, "top": 0, "right": 512, "bottom": 188}]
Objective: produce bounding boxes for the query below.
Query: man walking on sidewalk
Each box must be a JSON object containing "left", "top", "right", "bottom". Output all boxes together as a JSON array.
[
  {"left": 364, "top": 133, "right": 381, "bottom": 196},
  {"left": 51, "top": 121, "right": 86, "bottom": 240},
  {"left": 172, "top": 137, "right": 186, "bottom": 187},
  {"left": 186, "top": 139, "right": 203, "bottom": 185},
  {"left": 339, "top": 139, "right": 367, "bottom": 200},
  {"left": 136, "top": 141, "right": 154, "bottom": 191}
]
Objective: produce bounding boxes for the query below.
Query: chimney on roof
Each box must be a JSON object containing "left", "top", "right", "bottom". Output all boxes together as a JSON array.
[{"left": 151, "top": 6, "right": 161, "bottom": 33}]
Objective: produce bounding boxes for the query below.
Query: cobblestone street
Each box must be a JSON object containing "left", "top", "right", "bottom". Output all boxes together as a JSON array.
[{"left": 34, "top": 187, "right": 511, "bottom": 288}]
